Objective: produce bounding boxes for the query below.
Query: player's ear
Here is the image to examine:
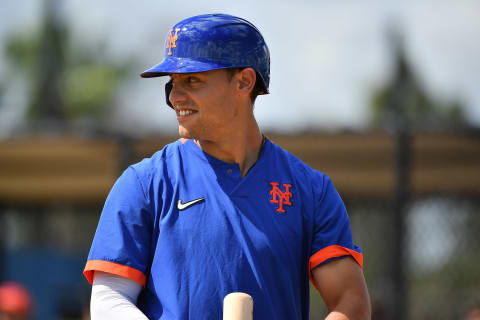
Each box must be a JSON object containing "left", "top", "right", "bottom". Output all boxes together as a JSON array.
[{"left": 235, "top": 68, "right": 256, "bottom": 96}]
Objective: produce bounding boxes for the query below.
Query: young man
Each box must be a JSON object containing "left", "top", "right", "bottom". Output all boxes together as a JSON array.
[{"left": 84, "top": 13, "right": 371, "bottom": 319}]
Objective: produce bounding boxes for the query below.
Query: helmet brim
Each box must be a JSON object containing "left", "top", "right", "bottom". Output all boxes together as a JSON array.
[
  {"left": 140, "top": 56, "right": 269, "bottom": 95},
  {"left": 140, "top": 57, "right": 231, "bottom": 78}
]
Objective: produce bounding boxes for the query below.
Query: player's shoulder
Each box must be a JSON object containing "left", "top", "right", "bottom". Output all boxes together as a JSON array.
[
  {"left": 266, "top": 138, "right": 331, "bottom": 198},
  {"left": 267, "top": 138, "right": 325, "bottom": 179}
]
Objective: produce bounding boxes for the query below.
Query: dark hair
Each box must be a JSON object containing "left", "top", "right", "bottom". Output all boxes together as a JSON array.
[{"left": 225, "top": 68, "right": 263, "bottom": 105}]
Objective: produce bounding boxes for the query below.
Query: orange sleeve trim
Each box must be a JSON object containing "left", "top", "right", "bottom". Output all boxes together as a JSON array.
[
  {"left": 308, "top": 245, "right": 364, "bottom": 291},
  {"left": 83, "top": 260, "right": 147, "bottom": 287}
]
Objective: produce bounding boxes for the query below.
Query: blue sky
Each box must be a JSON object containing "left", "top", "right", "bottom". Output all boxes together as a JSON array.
[{"left": 1, "top": 0, "right": 479, "bottom": 135}]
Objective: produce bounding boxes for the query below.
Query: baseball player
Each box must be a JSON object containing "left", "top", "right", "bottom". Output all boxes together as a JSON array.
[{"left": 84, "top": 13, "right": 370, "bottom": 320}]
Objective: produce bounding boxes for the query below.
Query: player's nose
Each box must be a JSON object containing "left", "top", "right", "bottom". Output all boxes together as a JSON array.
[{"left": 169, "top": 82, "right": 188, "bottom": 107}]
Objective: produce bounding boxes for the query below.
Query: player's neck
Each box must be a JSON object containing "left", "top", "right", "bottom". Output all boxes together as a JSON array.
[{"left": 194, "top": 118, "right": 263, "bottom": 177}]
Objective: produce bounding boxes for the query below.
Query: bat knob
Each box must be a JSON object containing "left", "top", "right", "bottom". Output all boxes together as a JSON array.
[{"left": 223, "top": 292, "right": 253, "bottom": 320}]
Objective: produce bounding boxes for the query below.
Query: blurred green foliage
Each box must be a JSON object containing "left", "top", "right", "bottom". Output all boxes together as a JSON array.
[
  {"left": 370, "top": 79, "right": 466, "bottom": 129},
  {"left": 370, "top": 35, "right": 467, "bottom": 130},
  {"left": 5, "top": 32, "right": 38, "bottom": 72},
  {"left": 4, "top": 1, "right": 129, "bottom": 122},
  {"left": 63, "top": 61, "right": 126, "bottom": 119}
]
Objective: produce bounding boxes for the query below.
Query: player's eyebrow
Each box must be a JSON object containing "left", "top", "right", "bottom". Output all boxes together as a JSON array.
[{"left": 169, "top": 73, "right": 198, "bottom": 79}]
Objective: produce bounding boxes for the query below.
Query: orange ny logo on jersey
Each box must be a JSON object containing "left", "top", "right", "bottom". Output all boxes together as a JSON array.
[
  {"left": 269, "top": 182, "right": 293, "bottom": 213},
  {"left": 166, "top": 28, "right": 181, "bottom": 55}
]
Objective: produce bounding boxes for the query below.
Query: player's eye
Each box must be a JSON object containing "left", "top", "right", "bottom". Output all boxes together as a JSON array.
[{"left": 187, "top": 76, "right": 200, "bottom": 84}]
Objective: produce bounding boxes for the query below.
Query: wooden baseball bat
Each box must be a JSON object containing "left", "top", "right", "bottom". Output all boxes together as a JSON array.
[{"left": 223, "top": 292, "right": 253, "bottom": 320}]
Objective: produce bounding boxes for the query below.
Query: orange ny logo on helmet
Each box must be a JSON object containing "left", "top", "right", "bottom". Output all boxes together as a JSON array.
[
  {"left": 269, "top": 182, "right": 293, "bottom": 213},
  {"left": 166, "top": 28, "right": 181, "bottom": 56}
]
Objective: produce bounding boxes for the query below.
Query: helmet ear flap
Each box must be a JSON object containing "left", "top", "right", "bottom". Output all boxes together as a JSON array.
[{"left": 165, "top": 79, "right": 174, "bottom": 109}]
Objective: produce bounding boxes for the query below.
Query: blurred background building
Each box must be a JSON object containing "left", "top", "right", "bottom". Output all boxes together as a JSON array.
[{"left": 0, "top": 0, "right": 479, "bottom": 319}]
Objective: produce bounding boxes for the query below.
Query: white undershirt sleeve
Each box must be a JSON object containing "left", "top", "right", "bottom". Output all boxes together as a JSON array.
[{"left": 91, "top": 271, "right": 149, "bottom": 320}]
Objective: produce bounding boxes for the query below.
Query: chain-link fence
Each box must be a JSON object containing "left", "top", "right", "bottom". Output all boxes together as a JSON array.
[
  {"left": 353, "top": 196, "right": 479, "bottom": 319},
  {"left": 1, "top": 132, "right": 479, "bottom": 320}
]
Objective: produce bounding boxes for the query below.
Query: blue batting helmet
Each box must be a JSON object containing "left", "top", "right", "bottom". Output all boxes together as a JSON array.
[{"left": 141, "top": 13, "right": 270, "bottom": 106}]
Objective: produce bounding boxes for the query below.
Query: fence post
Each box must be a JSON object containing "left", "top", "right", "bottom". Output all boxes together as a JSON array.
[
  {"left": 383, "top": 28, "right": 413, "bottom": 320},
  {"left": 116, "top": 135, "right": 136, "bottom": 175},
  {"left": 391, "top": 130, "right": 410, "bottom": 320},
  {"left": 0, "top": 205, "right": 5, "bottom": 282}
]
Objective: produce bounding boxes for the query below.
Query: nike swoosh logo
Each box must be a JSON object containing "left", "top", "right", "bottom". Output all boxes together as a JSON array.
[{"left": 177, "top": 197, "right": 205, "bottom": 211}]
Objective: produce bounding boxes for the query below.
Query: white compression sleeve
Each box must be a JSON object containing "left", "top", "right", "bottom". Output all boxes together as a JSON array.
[{"left": 91, "top": 271, "right": 149, "bottom": 320}]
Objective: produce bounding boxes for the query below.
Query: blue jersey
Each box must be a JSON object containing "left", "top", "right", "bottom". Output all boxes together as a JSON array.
[{"left": 84, "top": 138, "right": 363, "bottom": 319}]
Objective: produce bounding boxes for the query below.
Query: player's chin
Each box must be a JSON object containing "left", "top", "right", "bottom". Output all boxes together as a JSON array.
[{"left": 178, "top": 126, "right": 196, "bottom": 140}]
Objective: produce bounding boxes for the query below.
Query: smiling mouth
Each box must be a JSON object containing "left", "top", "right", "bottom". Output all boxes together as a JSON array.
[
  {"left": 175, "top": 106, "right": 198, "bottom": 119},
  {"left": 178, "top": 110, "right": 196, "bottom": 117}
]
